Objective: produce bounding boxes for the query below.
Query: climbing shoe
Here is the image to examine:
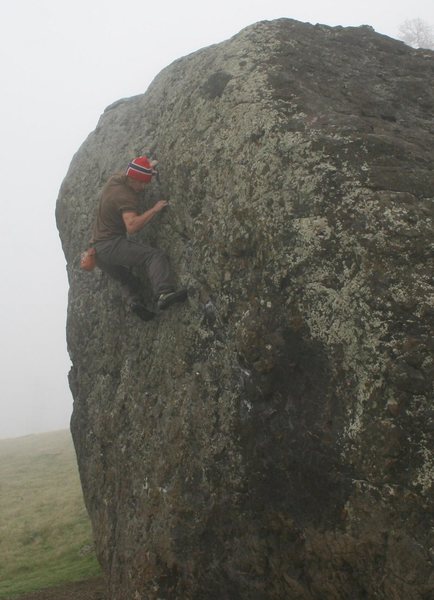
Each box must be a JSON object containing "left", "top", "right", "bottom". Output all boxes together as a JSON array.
[
  {"left": 157, "top": 289, "right": 188, "bottom": 310},
  {"left": 130, "top": 301, "right": 156, "bottom": 321}
]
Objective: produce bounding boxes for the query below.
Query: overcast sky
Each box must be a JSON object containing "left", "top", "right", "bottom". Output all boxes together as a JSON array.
[{"left": 0, "top": 0, "right": 432, "bottom": 439}]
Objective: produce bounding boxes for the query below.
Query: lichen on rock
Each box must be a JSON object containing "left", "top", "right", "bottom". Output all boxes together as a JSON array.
[{"left": 56, "top": 18, "right": 434, "bottom": 600}]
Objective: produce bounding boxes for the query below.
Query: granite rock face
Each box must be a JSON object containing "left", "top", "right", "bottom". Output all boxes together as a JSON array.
[{"left": 56, "top": 19, "right": 434, "bottom": 600}]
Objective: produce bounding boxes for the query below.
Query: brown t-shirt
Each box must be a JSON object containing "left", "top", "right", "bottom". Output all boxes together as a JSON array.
[{"left": 92, "top": 175, "right": 139, "bottom": 242}]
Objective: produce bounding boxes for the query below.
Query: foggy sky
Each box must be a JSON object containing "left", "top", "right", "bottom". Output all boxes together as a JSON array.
[{"left": 0, "top": 0, "right": 432, "bottom": 439}]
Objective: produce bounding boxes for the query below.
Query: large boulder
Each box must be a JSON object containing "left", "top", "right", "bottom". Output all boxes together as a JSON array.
[{"left": 56, "top": 18, "right": 434, "bottom": 600}]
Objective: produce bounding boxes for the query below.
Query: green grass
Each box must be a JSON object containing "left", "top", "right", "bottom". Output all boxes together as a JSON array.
[{"left": 0, "top": 430, "right": 102, "bottom": 598}]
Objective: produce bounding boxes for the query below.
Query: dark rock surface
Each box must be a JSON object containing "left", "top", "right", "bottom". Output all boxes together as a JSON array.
[{"left": 56, "top": 19, "right": 434, "bottom": 600}]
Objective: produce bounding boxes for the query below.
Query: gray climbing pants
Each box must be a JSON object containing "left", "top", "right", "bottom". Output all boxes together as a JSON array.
[{"left": 93, "top": 237, "right": 174, "bottom": 299}]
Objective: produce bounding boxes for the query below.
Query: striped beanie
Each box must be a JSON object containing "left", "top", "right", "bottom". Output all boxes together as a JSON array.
[{"left": 126, "top": 156, "right": 156, "bottom": 183}]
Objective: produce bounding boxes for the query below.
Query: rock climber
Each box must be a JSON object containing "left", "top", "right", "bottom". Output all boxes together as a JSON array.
[{"left": 91, "top": 155, "right": 187, "bottom": 321}]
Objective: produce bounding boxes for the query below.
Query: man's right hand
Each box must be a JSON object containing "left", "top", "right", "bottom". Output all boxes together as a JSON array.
[{"left": 153, "top": 200, "right": 169, "bottom": 213}]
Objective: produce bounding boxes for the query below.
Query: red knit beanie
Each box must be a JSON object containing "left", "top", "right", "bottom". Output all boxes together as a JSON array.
[{"left": 126, "top": 156, "right": 155, "bottom": 183}]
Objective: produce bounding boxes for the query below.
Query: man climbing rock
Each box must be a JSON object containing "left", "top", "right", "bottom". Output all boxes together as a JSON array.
[{"left": 92, "top": 155, "right": 187, "bottom": 320}]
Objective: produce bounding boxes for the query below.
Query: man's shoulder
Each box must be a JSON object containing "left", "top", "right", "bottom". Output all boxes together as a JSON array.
[
  {"left": 104, "top": 173, "right": 129, "bottom": 192},
  {"left": 102, "top": 174, "right": 137, "bottom": 202}
]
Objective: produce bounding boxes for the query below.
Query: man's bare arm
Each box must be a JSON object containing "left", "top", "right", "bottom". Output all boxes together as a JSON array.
[{"left": 122, "top": 200, "right": 169, "bottom": 234}]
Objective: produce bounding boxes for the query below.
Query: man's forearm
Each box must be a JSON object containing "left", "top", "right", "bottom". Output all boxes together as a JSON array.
[
  {"left": 127, "top": 207, "right": 158, "bottom": 234},
  {"left": 123, "top": 200, "right": 169, "bottom": 234}
]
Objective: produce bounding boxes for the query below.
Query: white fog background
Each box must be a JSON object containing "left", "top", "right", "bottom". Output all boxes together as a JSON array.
[{"left": 0, "top": 0, "right": 432, "bottom": 439}]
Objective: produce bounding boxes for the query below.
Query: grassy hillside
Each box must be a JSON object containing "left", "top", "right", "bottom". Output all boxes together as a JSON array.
[{"left": 0, "top": 430, "right": 101, "bottom": 598}]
